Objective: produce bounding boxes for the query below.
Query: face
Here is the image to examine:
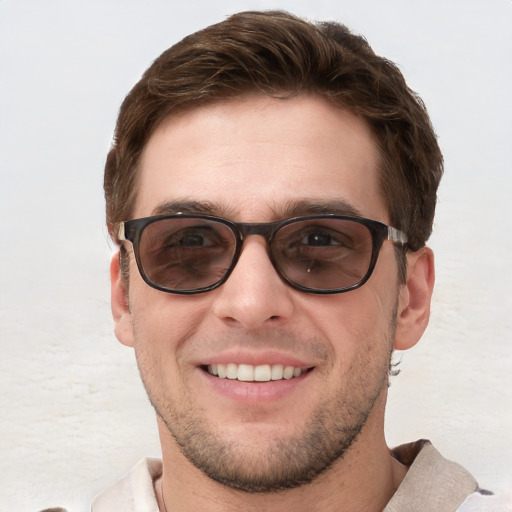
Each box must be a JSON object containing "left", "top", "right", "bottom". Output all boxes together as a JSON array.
[{"left": 115, "top": 94, "right": 406, "bottom": 491}]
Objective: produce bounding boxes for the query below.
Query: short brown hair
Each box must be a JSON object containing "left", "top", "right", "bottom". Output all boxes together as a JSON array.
[{"left": 105, "top": 10, "right": 443, "bottom": 257}]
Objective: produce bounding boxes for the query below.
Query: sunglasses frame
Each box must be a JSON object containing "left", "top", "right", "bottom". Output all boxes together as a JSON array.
[{"left": 118, "top": 212, "right": 407, "bottom": 295}]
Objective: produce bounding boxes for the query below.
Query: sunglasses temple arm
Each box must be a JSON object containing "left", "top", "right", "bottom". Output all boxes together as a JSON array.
[
  {"left": 118, "top": 222, "right": 127, "bottom": 241},
  {"left": 387, "top": 226, "right": 407, "bottom": 245}
]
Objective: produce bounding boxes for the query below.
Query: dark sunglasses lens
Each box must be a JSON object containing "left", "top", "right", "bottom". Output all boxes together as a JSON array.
[
  {"left": 272, "top": 219, "right": 373, "bottom": 291},
  {"left": 138, "top": 218, "right": 236, "bottom": 292}
]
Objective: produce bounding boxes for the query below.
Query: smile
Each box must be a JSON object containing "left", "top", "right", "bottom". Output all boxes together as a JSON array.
[{"left": 206, "top": 363, "right": 309, "bottom": 382}]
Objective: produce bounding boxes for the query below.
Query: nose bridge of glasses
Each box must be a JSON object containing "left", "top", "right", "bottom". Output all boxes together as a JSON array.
[
  {"left": 237, "top": 221, "right": 278, "bottom": 244},
  {"left": 234, "top": 222, "right": 280, "bottom": 273}
]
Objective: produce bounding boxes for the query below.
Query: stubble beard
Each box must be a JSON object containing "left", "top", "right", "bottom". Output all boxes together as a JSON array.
[
  {"left": 137, "top": 309, "right": 397, "bottom": 494},
  {"left": 159, "top": 389, "right": 383, "bottom": 493}
]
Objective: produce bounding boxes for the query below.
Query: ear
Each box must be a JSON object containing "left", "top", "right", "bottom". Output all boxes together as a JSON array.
[
  {"left": 394, "top": 247, "right": 435, "bottom": 350},
  {"left": 110, "top": 250, "right": 135, "bottom": 347}
]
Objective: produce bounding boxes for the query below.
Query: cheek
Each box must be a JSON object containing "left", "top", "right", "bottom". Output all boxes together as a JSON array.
[
  {"left": 128, "top": 280, "right": 211, "bottom": 362},
  {"left": 299, "top": 285, "right": 397, "bottom": 364}
]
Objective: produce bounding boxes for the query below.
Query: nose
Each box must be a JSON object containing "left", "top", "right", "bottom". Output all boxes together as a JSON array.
[{"left": 211, "top": 236, "right": 295, "bottom": 329}]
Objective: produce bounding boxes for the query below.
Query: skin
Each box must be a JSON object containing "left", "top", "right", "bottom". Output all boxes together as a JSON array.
[{"left": 111, "top": 94, "right": 435, "bottom": 511}]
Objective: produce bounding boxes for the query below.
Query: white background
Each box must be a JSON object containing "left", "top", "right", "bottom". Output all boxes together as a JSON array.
[{"left": 0, "top": 0, "right": 511, "bottom": 510}]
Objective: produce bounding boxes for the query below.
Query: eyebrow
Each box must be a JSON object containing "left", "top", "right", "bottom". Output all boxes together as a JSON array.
[
  {"left": 280, "top": 199, "right": 365, "bottom": 219},
  {"left": 152, "top": 199, "right": 233, "bottom": 217},
  {"left": 151, "top": 198, "right": 365, "bottom": 220}
]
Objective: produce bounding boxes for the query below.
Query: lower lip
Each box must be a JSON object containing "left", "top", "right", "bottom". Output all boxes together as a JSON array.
[{"left": 199, "top": 368, "right": 311, "bottom": 404}]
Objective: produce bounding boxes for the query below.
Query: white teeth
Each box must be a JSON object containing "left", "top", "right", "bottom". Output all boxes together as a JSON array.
[
  {"left": 254, "top": 364, "right": 271, "bottom": 382},
  {"left": 207, "top": 363, "right": 306, "bottom": 382},
  {"left": 283, "top": 366, "right": 294, "bottom": 379},
  {"left": 217, "top": 364, "right": 227, "bottom": 378},
  {"left": 226, "top": 363, "right": 238, "bottom": 379},
  {"left": 237, "top": 364, "right": 254, "bottom": 381},
  {"left": 271, "top": 364, "right": 284, "bottom": 380}
]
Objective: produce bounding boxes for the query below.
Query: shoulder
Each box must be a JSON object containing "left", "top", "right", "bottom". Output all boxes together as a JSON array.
[
  {"left": 387, "top": 440, "right": 507, "bottom": 512},
  {"left": 91, "top": 457, "right": 162, "bottom": 512}
]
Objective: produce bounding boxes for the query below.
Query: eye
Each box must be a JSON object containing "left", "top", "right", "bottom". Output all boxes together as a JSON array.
[
  {"left": 155, "top": 225, "right": 225, "bottom": 251},
  {"left": 173, "top": 230, "right": 215, "bottom": 248},
  {"left": 301, "top": 232, "right": 345, "bottom": 247},
  {"left": 143, "top": 226, "right": 225, "bottom": 266},
  {"left": 294, "top": 225, "right": 353, "bottom": 250},
  {"left": 273, "top": 223, "right": 358, "bottom": 265}
]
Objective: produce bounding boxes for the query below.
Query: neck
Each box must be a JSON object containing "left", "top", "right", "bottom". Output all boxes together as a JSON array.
[{"left": 155, "top": 393, "right": 407, "bottom": 512}]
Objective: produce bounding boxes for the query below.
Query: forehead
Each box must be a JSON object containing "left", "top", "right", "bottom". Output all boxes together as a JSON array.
[{"left": 135, "top": 94, "right": 387, "bottom": 222}]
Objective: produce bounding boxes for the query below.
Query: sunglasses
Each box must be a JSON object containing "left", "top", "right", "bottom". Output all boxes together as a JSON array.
[{"left": 118, "top": 213, "right": 407, "bottom": 295}]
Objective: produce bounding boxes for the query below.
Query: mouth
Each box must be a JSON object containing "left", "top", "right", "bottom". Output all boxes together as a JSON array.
[{"left": 204, "top": 363, "right": 312, "bottom": 382}]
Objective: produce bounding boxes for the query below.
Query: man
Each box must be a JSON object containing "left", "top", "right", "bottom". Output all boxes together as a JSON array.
[{"left": 93, "top": 10, "right": 502, "bottom": 511}]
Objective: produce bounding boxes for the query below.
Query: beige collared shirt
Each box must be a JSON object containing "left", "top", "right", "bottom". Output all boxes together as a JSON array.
[{"left": 91, "top": 441, "right": 508, "bottom": 511}]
